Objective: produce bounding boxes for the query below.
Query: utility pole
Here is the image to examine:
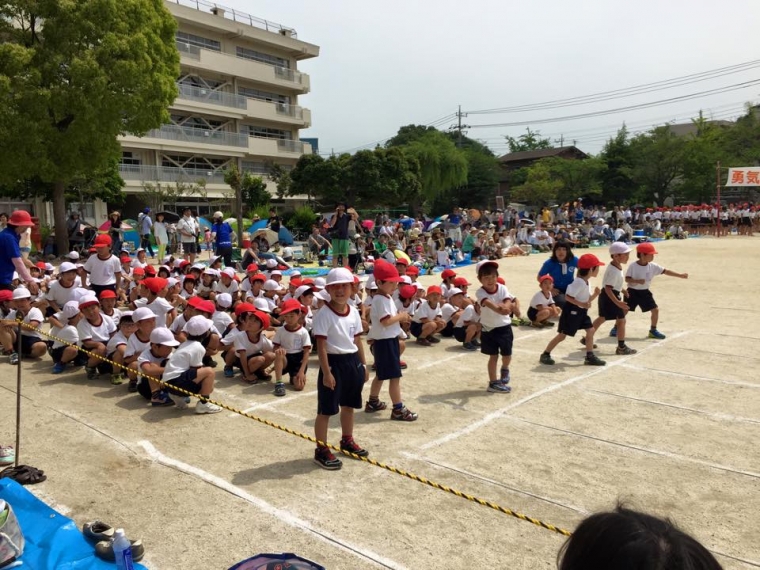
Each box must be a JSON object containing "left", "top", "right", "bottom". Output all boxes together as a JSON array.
[{"left": 455, "top": 105, "right": 469, "bottom": 148}]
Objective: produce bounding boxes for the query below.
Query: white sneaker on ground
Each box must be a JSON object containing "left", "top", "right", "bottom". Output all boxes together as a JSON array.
[
  {"left": 168, "top": 393, "right": 190, "bottom": 409},
  {"left": 195, "top": 401, "right": 222, "bottom": 414}
]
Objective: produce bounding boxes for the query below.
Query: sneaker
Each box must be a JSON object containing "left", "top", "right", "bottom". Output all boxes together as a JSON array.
[
  {"left": 540, "top": 320, "right": 555, "bottom": 328},
  {"left": 399, "top": 360, "right": 408, "bottom": 369},
  {"left": 519, "top": 318, "right": 531, "bottom": 326},
  {"left": 615, "top": 345, "right": 638, "bottom": 355},
  {"left": 540, "top": 353, "right": 555, "bottom": 365},
  {"left": 85, "top": 366, "right": 98, "bottom": 380},
  {"left": 128, "top": 379, "right": 138, "bottom": 393},
  {"left": 52, "top": 361, "right": 66, "bottom": 374},
  {"left": 110, "top": 374, "right": 124, "bottom": 386},
  {"left": 202, "top": 355, "right": 217, "bottom": 368},
  {"left": 487, "top": 381, "right": 512, "bottom": 393},
  {"left": 223, "top": 366, "right": 235, "bottom": 378},
  {"left": 462, "top": 341, "right": 478, "bottom": 351},
  {"left": 584, "top": 353, "right": 606, "bottom": 366},
  {"left": 416, "top": 337, "right": 431, "bottom": 347},
  {"left": 472, "top": 339, "right": 481, "bottom": 347},
  {"left": 391, "top": 406, "right": 419, "bottom": 421},
  {"left": 273, "top": 382, "right": 286, "bottom": 397},
  {"left": 648, "top": 329, "right": 666, "bottom": 340},
  {"left": 500, "top": 368, "right": 511, "bottom": 385},
  {"left": 579, "top": 337, "right": 598, "bottom": 349},
  {"left": 9, "top": 352, "right": 18, "bottom": 366},
  {"left": 365, "top": 399, "right": 388, "bottom": 413},
  {"left": 314, "top": 447, "right": 342, "bottom": 470},
  {"left": 255, "top": 369, "right": 273, "bottom": 382},
  {"left": 151, "top": 391, "right": 175, "bottom": 407},
  {"left": 340, "top": 438, "right": 369, "bottom": 457},
  {"left": 0, "top": 446, "right": 14, "bottom": 465},
  {"left": 609, "top": 326, "right": 618, "bottom": 337},
  {"left": 427, "top": 335, "right": 440, "bottom": 344},
  {"left": 168, "top": 393, "right": 190, "bottom": 409},
  {"left": 530, "top": 321, "right": 545, "bottom": 328},
  {"left": 195, "top": 401, "right": 222, "bottom": 414}
]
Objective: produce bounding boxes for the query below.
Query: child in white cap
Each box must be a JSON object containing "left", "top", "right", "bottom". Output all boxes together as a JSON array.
[
  {"left": 137, "top": 327, "right": 180, "bottom": 406},
  {"left": 591, "top": 242, "right": 637, "bottom": 355},
  {"left": 49, "top": 300, "right": 85, "bottom": 374}
]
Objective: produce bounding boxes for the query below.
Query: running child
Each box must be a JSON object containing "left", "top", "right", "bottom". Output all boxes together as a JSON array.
[
  {"left": 272, "top": 299, "right": 311, "bottom": 397},
  {"left": 475, "top": 260, "right": 514, "bottom": 392},
  {"left": 592, "top": 242, "right": 637, "bottom": 355}
]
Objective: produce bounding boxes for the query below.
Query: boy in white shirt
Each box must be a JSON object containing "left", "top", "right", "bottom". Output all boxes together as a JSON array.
[
  {"left": 410, "top": 286, "right": 446, "bottom": 346},
  {"left": 77, "top": 294, "right": 117, "bottom": 379},
  {"left": 134, "top": 277, "right": 175, "bottom": 328},
  {"left": 50, "top": 300, "right": 85, "bottom": 374},
  {"left": 540, "top": 254, "right": 605, "bottom": 367},
  {"left": 272, "top": 299, "right": 311, "bottom": 397},
  {"left": 451, "top": 290, "right": 481, "bottom": 350},
  {"left": 364, "top": 260, "right": 416, "bottom": 421},
  {"left": 233, "top": 309, "right": 276, "bottom": 383},
  {"left": 591, "top": 242, "right": 637, "bottom": 355},
  {"left": 44, "top": 262, "right": 79, "bottom": 317},
  {"left": 124, "top": 307, "right": 155, "bottom": 392},
  {"left": 8, "top": 288, "right": 47, "bottom": 364},
  {"left": 528, "top": 275, "right": 561, "bottom": 328},
  {"left": 475, "top": 260, "right": 514, "bottom": 393},
  {"left": 625, "top": 242, "right": 688, "bottom": 339},
  {"left": 137, "top": 327, "right": 180, "bottom": 406},
  {"left": 105, "top": 311, "right": 135, "bottom": 385},
  {"left": 82, "top": 234, "right": 122, "bottom": 298}
]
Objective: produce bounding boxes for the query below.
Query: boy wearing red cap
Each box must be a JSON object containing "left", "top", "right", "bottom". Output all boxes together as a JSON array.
[
  {"left": 625, "top": 242, "right": 688, "bottom": 339},
  {"left": 233, "top": 310, "right": 276, "bottom": 383},
  {"left": 98, "top": 289, "right": 123, "bottom": 327},
  {"left": 476, "top": 260, "right": 515, "bottom": 392},
  {"left": 528, "top": 275, "right": 561, "bottom": 327},
  {"left": 410, "top": 285, "right": 446, "bottom": 346},
  {"left": 83, "top": 234, "right": 122, "bottom": 298},
  {"left": 540, "top": 254, "right": 605, "bottom": 366},
  {"left": 365, "top": 260, "right": 416, "bottom": 421},
  {"left": 272, "top": 299, "right": 311, "bottom": 397},
  {"left": 440, "top": 268, "right": 456, "bottom": 299},
  {"left": 134, "top": 277, "right": 176, "bottom": 328}
]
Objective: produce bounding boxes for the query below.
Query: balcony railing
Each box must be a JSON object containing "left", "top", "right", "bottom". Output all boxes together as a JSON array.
[
  {"left": 275, "top": 103, "right": 304, "bottom": 119},
  {"left": 167, "top": 0, "right": 298, "bottom": 38},
  {"left": 274, "top": 66, "right": 303, "bottom": 84},
  {"left": 276, "top": 139, "right": 305, "bottom": 153},
  {"left": 176, "top": 83, "right": 247, "bottom": 109},
  {"left": 144, "top": 124, "right": 249, "bottom": 147},
  {"left": 175, "top": 41, "right": 201, "bottom": 59},
  {"left": 119, "top": 164, "right": 227, "bottom": 184}
]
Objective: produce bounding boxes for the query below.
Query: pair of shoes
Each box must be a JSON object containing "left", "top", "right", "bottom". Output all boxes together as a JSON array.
[
  {"left": 427, "top": 335, "right": 441, "bottom": 344},
  {"left": 0, "top": 464, "right": 46, "bottom": 484},
  {"left": 416, "top": 337, "right": 431, "bottom": 346},
  {"left": 110, "top": 374, "right": 124, "bottom": 386},
  {"left": 273, "top": 382, "right": 286, "bottom": 397},
  {"left": 314, "top": 447, "right": 342, "bottom": 470},
  {"left": 584, "top": 353, "right": 606, "bottom": 366},
  {"left": 83, "top": 521, "right": 114, "bottom": 542},
  {"left": 151, "top": 391, "right": 175, "bottom": 407},
  {"left": 530, "top": 321, "right": 545, "bottom": 328},
  {"left": 167, "top": 393, "right": 190, "bottom": 409},
  {"left": 85, "top": 366, "right": 98, "bottom": 380},
  {"left": 128, "top": 379, "right": 138, "bottom": 393},
  {"left": 255, "top": 369, "right": 273, "bottom": 382},
  {"left": 52, "top": 361, "right": 66, "bottom": 374},
  {"left": 609, "top": 326, "right": 618, "bottom": 337},
  {"left": 0, "top": 446, "right": 15, "bottom": 466},
  {"left": 540, "top": 352, "right": 555, "bottom": 365},
  {"left": 615, "top": 345, "right": 638, "bottom": 355},
  {"left": 340, "top": 437, "right": 369, "bottom": 457},
  {"left": 223, "top": 366, "right": 235, "bottom": 378},
  {"left": 202, "top": 355, "right": 218, "bottom": 368},
  {"left": 399, "top": 360, "right": 407, "bottom": 369},
  {"left": 487, "top": 381, "right": 512, "bottom": 393},
  {"left": 462, "top": 341, "right": 478, "bottom": 351},
  {"left": 365, "top": 399, "right": 387, "bottom": 413},
  {"left": 579, "top": 337, "right": 598, "bottom": 349},
  {"left": 472, "top": 339, "right": 481, "bottom": 347},
  {"left": 9, "top": 352, "right": 19, "bottom": 365},
  {"left": 195, "top": 400, "right": 222, "bottom": 414},
  {"left": 500, "top": 368, "right": 511, "bottom": 385},
  {"left": 541, "top": 320, "right": 555, "bottom": 328},
  {"left": 95, "top": 537, "right": 145, "bottom": 563},
  {"left": 648, "top": 329, "right": 666, "bottom": 340},
  {"left": 519, "top": 318, "right": 531, "bottom": 326},
  {"left": 391, "top": 406, "right": 419, "bottom": 421}
]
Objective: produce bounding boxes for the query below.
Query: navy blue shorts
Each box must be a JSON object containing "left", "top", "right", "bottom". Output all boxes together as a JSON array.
[
  {"left": 317, "top": 352, "right": 364, "bottom": 416},
  {"left": 558, "top": 306, "right": 593, "bottom": 337},
  {"left": 453, "top": 327, "right": 467, "bottom": 343},
  {"left": 410, "top": 321, "right": 424, "bottom": 338},
  {"left": 20, "top": 335, "right": 45, "bottom": 357},
  {"left": 480, "top": 325, "right": 513, "bottom": 356},
  {"left": 167, "top": 368, "right": 202, "bottom": 396},
  {"left": 372, "top": 337, "right": 401, "bottom": 380},
  {"left": 626, "top": 288, "right": 657, "bottom": 313},
  {"left": 598, "top": 290, "right": 625, "bottom": 321},
  {"left": 440, "top": 320, "right": 455, "bottom": 337},
  {"left": 527, "top": 307, "right": 539, "bottom": 322},
  {"left": 283, "top": 352, "right": 306, "bottom": 378}
]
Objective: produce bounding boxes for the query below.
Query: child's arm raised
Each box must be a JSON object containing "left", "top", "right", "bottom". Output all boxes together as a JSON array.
[
  {"left": 663, "top": 269, "right": 689, "bottom": 279},
  {"left": 481, "top": 298, "right": 511, "bottom": 315}
]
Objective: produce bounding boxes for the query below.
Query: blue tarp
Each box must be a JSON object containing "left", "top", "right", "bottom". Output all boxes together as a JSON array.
[
  {"left": 247, "top": 220, "right": 267, "bottom": 233},
  {"left": 278, "top": 227, "right": 294, "bottom": 246},
  {"left": 0, "top": 480, "right": 148, "bottom": 570}
]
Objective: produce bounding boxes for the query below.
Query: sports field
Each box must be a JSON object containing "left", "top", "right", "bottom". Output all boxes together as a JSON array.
[{"left": 2, "top": 237, "right": 759, "bottom": 569}]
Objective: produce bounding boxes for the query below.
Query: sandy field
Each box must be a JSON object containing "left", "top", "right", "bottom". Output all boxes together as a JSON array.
[{"left": 1, "top": 236, "right": 759, "bottom": 569}]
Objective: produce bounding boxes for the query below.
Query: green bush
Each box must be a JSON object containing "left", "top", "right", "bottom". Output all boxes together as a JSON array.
[{"left": 287, "top": 205, "right": 317, "bottom": 233}]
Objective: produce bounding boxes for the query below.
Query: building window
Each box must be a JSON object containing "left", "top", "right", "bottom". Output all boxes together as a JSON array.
[
  {"left": 170, "top": 114, "right": 226, "bottom": 130},
  {"left": 237, "top": 86, "right": 290, "bottom": 105},
  {"left": 241, "top": 125, "right": 292, "bottom": 140},
  {"left": 162, "top": 155, "right": 228, "bottom": 170},
  {"left": 176, "top": 31, "right": 221, "bottom": 52},
  {"left": 178, "top": 75, "right": 224, "bottom": 90},
  {"left": 120, "top": 152, "right": 141, "bottom": 165},
  {"left": 241, "top": 161, "right": 269, "bottom": 175},
  {"left": 235, "top": 46, "right": 289, "bottom": 69}
]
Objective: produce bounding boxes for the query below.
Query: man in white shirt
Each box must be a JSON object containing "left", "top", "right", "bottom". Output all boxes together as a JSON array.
[{"left": 177, "top": 207, "right": 200, "bottom": 263}]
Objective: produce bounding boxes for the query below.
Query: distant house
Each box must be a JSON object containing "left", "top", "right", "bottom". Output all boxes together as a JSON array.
[
  {"left": 665, "top": 120, "right": 734, "bottom": 137},
  {"left": 498, "top": 146, "right": 588, "bottom": 195}
]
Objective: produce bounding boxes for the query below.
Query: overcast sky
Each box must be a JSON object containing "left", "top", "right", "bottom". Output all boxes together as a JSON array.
[{"left": 218, "top": 0, "right": 760, "bottom": 156}]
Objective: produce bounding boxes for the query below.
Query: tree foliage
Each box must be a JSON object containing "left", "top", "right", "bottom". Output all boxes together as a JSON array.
[
  {"left": 504, "top": 128, "right": 553, "bottom": 153},
  {"left": 511, "top": 161, "right": 563, "bottom": 205}
]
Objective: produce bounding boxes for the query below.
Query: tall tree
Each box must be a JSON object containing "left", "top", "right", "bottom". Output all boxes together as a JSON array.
[
  {"left": 542, "top": 156, "right": 606, "bottom": 203},
  {"left": 629, "top": 126, "right": 685, "bottom": 205},
  {"left": 504, "top": 128, "right": 553, "bottom": 153},
  {"left": 511, "top": 161, "right": 562, "bottom": 205},
  {"left": 599, "top": 126, "right": 636, "bottom": 205},
  {"left": 0, "top": 0, "right": 179, "bottom": 254},
  {"left": 394, "top": 131, "right": 467, "bottom": 203}
]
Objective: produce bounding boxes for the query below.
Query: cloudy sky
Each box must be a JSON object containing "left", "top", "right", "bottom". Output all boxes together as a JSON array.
[{"left": 218, "top": 0, "right": 760, "bottom": 156}]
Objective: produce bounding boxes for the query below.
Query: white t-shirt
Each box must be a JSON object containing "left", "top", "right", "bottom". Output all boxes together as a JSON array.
[
  {"left": 412, "top": 300, "right": 442, "bottom": 324},
  {"left": 220, "top": 328, "right": 243, "bottom": 347},
  {"left": 170, "top": 313, "right": 187, "bottom": 335},
  {"left": 440, "top": 303, "right": 459, "bottom": 324},
  {"left": 45, "top": 280, "right": 78, "bottom": 308},
  {"left": 106, "top": 331, "right": 130, "bottom": 354},
  {"left": 217, "top": 280, "right": 239, "bottom": 296},
  {"left": 83, "top": 255, "right": 121, "bottom": 286},
  {"left": 20, "top": 308, "right": 44, "bottom": 338},
  {"left": 565, "top": 277, "right": 592, "bottom": 304},
  {"left": 137, "top": 346, "right": 168, "bottom": 391},
  {"left": 530, "top": 291, "right": 555, "bottom": 309},
  {"left": 368, "top": 294, "right": 401, "bottom": 340},
  {"left": 625, "top": 262, "right": 665, "bottom": 290},
  {"left": 162, "top": 340, "right": 205, "bottom": 381},
  {"left": 50, "top": 324, "right": 80, "bottom": 349},
  {"left": 601, "top": 264, "right": 625, "bottom": 292},
  {"left": 476, "top": 284, "right": 513, "bottom": 329},
  {"left": 233, "top": 330, "right": 274, "bottom": 355},
  {"left": 134, "top": 297, "right": 174, "bottom": 328},
  {"left": 177, "top": 216, "right": 200, "bottom": 244},
  {"left": 125, "top": 332, "right": 151, "bottom": 358},
  {"left": 212, "top": 311, "right": 234, "bottom": 336},
  {"left": 312, "top": 304, "right": 362, "bottom": 355},
  {"left": 454, "top": 304, "right": 479, "bottom": 328},
  {"left": 272, "top": 325, "right": 311, "bottom": 354},
  {"left": 77, "top": 314, "right": 116, "bottom": 343},
  {"left": 102, "top": 308, "right": 123, "bottom": 328}
]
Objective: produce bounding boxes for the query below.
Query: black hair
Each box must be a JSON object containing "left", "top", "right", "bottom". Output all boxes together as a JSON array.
[
  {"left": 187, "top": 332, "right": 209, "bottom": 342},
  {"left": 119, "top": 315, "right": 134, "bottom": 325},
  {"left": 558, "top": 505, "right": 722, "bottom": 570},
  {"left": 477, "top": 264, "right": 499, "bottom": 279},
  {"left": 578, "top": 267, "right": 591, "bottom": 277},
  {"left": 551, "top": 241, "right": 575, "bottom": 263}
]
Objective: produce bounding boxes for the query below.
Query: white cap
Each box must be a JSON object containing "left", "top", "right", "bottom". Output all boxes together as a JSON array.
[
  {"left": 415, "top": 282, "right": 425, "bottom": 291},
  {"left": 222, "top": 267, "right": 236, "bottom": 279},
  {"left": 368, "top": 281, "right": 378, "bottom": 290},
  {"left": 266, "top": 259, "right": 277, "bottom": 269},
  {"left": 313, "top": 277, "right": 326, "bottom": 289},
  {"left": 12, "top": 287, "right": 31, "bottom": 300},
  {"left": 72, "top": 288, "right": 91, "bottom": 303},
  {"left": 216, "top": 292, "right": 233, "bottom": 308},
  {"left": 62, "top": 300, "right": 80, "bottom": 319},
  {"left": 446, "top": 287, "right": 464, "bottom": 298},
  {"left": 191, "top": 263, "right": 206, "bottom": 271},
  {"left": 162, "top": 256, "right": 172, "bottom": 265},
  {"left": 158, "top": 265, "right": 171, "bottom": 274},
  {"left": 270, "top": 270, "right": 282, "bottom": 277},
  {"left": 326, "top": 268, "right": 353, "bottom": 286},
  {"left": 253, "top": 298, "right": 271, "bottom": 313},
  {"left": 400, "top": 275, "right": 412, "bottom": 285},
  {"left": 203, "top": 268, "right": 220, "bottom": 277},
  {"left": 150, "top": 327, "right": 180, "bottom": 347},
  {"left": 314, "top": 289, "right": 331, "bottom": 302},
  {"left": 45, "top": 263, "right": 54, "bottom": 271},
  {"left": 213, "top": 211, "right": 224, "bottom": 219},
  {"left": 136, "top": 247, "right": 145, "bottom": 253},
  {"left": 365, "top": 275, "right": 376, "bottom": 289},
  {"left": 173, "top": 259, "right": 184, "bottom": 268},
  {"left": 132, "top": 307, "right": 156, "bottom": 322},
  {"left": 183, "top": 315, "right": 213, "bottom": 336},
  {"left": 294, "top": 285, "right": 313, "bottom": 299},
  {"left": 59, "top": 262, "right": 77, "bottom": 273},
  {"left": 167, "top": 277, "right": 178, "bottom": 288},
  {"left": 290, "top": 270, "right": 301, "bottom": 278},
  {"left": 609, "top": 242, "right": 631, "bottom": 255},
  {"left": 67, "top": 251, "right": 79, "bottom": 260},
  {"left": 263, "top": 279, "right": 280, "bottom": 291},
  {"left": 77, "top": 294, "right": 99, "bottom": 308}
]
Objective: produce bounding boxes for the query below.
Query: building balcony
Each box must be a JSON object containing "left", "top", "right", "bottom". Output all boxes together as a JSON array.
[
  {"left": 120, "top": 124, "right": 250, "bottom": 157},
  {"left": 119, "top": 164, "right": 228, "bottom": 185},
  {"left": 174, "top": 83, "right": 311, "bottom": 127},
  {"left": 176, "top": 41, "right": 310, "bottom": 93},
  {"left": 247, "top": 137, "right": 312, "bottom": 159}
]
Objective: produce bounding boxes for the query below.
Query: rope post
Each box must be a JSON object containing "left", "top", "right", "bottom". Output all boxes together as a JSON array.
[{"left": 14, "top": 321, "right": 22, "bottom": 468}]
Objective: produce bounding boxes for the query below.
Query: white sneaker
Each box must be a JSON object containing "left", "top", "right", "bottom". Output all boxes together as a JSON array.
[
  {"left": 168, "top": 393, "right": 190, "bottom": 409},
  {"left": 195, "top": 401, "right": 222, "bottom": 414}
]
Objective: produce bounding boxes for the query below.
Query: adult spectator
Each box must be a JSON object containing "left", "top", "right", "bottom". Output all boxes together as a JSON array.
[
  {"left": 211, "top": 211, "right": 234, "bottom": 267},
  {"left": 138, "top": 207, "right": 155, "bottom": 257},
  {"left": 153, "top": 212, "right": 169, "bottom": 261},
  {"left": 536, "top": 241, "right": 577, "bottom": 308},
  {"left": 66, "top": 212, "right": 83, "bottom": 252},
  {"left": 0, "top": 213, "right": 7, "bottom": 231},
  {"left": 268, "top": 207, "right": 281, "bottom": 233},
  {"left": 177, "top": 207, "right": 200, "bottom": 263},
  {"left": 330, "top": 202, "right": 350, "bottom": 267},
  {"left": 0, "top": 211, "right": 35, "bottom": 290},
  {"left": 108, "top": 211, "right": 123, "bottom": 255},
  {"left": 308, "top": 226, "right": 331, "bottom": 258}
]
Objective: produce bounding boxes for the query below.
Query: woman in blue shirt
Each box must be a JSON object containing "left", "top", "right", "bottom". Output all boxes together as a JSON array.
[
  {"left": 210, "top": 211, "right": 234, "bottom": 268},
  {"left": 536, "top": 241, "right": 577, "bottom": 308}
]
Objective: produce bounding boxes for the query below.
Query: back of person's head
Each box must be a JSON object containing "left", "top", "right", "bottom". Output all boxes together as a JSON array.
[{"left": 558, "top": 505, "right": 722, "bottom": 570}]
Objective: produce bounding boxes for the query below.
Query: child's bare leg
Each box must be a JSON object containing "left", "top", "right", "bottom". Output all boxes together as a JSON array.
[
  {"left": 388, "top": 378, "right": 401, "bottom": 405},
  {"left": 592, "top": 316, "right": 606, "bottom": 331},
  {"left": 536, "top": 308, "right": 551, "bottom": 323},
  {"left": 487, "top": 354, "right": 498, "bottom": 381},
  {"left": 650, "top": 307, "right": 659, "bottom": 329},
  {"left": 465, "top": 324, "right": 478, "bottom": 343},
  {"left": 544, "top": 333, "right": 566, "bottom": 354},
  {"left": 339, "top": 406, "right": 354, "bottom": 438},
  {"left": 368, "top": 376, "right": 382, "bottom": 399},
  {"left": 399, "top": 339, "right": 406, "bottom": 356},
  {"left": 585, "top": 328, "right": 596, "bottom": 352},
  {"left": 196, "top": 367, "right": 216, "bottom": 397},
  {"left": 501, "top": 355, "right": 511, "bottom": 371},
  {"left": 420, "top": 322, "right": 436, "bottom": 338},
  {"left": 0, "top": 328, "right": 14, "bottom": 352},
  {"left": 315, "top": 414, "right": 330, "bottom": 446},
  {"left": 224, "top": 350, "right": 237, "bottom": 366},
  {"left": 274, "top": 350, "right": 285, "bottom": 382},
  {"left": 61, "top": 345, "right": 78, "bottom": 364},
  {"left": 29, "top": 342, "right": 47, "bottom": 358},
  {"left": 616, "top": 318, "right": 627, "bottom": 340},
  {"left": 247, "top": 355, "right": 265, "bottom": 373}
]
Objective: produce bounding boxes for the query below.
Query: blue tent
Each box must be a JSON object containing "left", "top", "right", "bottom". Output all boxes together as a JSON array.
[
  {"left": 247, "top": 219, "right": 268, "bottom": 233},
  {"left": 397, "top": 217, "right": 414, "bottom": 229},
  {"left": 198, "top": 217, "right": 212, "bottom": 230},
  {"left": 278, "top": 227, "right": 294, "bottom": 245}
]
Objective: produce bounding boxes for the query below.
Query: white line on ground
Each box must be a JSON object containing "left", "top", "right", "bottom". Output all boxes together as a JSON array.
[
  {"left": 507, "top": 417, "right": 760, "bottom": 480},
  {"left": 667, "top": 346, "right": 760, "bottom": 360},
  {"left": 619, "top": 363, "right": 760, "bottom": 389},
  {"left": 239, "top": 389, "right": 319, "bottom": 415},
  {"left": 419, "top": 331, "right": 691, "bottom": 451},
  {"left": 696, "top": 331, "right": 760, "bottom": 341},
  {"left": 139, "top": 441, "right": 409, "bottom": 570},
  {"left": 400, "top": 452, "right": 588, "bottom": 515},
  {"left": 585, "top": 389, "right": 760, "bottom": 425},
  {"left": 710, "top": 549, "right": 760, "bottom": 568}
]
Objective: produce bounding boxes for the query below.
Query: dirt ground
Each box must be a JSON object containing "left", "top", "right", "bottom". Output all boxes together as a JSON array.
[{"left": 2, "top": 236, "right": 759, "bottom": 569}]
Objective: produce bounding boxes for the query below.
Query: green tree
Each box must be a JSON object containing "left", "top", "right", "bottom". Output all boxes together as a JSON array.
[
  {"left": 511, "top": 161, "right": 562, "bottom": 205},
  {"left": 268, "top": 162, "right": 292, "bottom": 199},
  {"left": 504, "top": 128, "right": 553, "bottom": 153},
  {"left": 289, "top": 154, "right": 345, "bottom": 206},
  {"left": 543, "top": 156, "right": 606, "bottom": 203},
  {"left": 679, "top": 116, "right": 729, "bottom": 203},
  {"left": 0, "top": 0, "right": 179, "bottom": 254},
  {"left": 395, "top": 131, "right": 467, "bottom": 202},
  {"left": 599, "top": 126, "right": 636, "bottom": 205},
  {"left": 629, "top": 126, "right": 685, "bottom": 205},
  {"left": 386, "top": 124, "right": 440, "bottom": 147},
  {"left": 224, "top": 164, "right": 269, "bottom": 234}
]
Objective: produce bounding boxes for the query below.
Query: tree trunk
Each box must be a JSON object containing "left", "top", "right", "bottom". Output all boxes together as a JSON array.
[
  {"left": 235, "top": 184, "right": 243, "bottom": 249},
  {"left": 53, "top": 180, "right": 69, "bottom": 257}
]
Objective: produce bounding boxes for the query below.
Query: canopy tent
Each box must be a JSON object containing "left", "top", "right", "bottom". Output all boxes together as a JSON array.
[
  {"left": 247, "top": 220, "right": 268, "bottom": 233},
  {"left": 278, "top": 227, "right": 294, "bottom": 246}
]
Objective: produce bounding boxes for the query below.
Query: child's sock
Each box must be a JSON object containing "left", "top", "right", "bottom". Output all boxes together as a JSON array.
[
  {"left": 586, "top": 351, "right": 594, "bottom": 358},
  {"left": 618, "top": 340, "right": 626, "bottom": 348},
  {"left": 368, "top": 395, "right": 380, "bottom": 404},
  {"left": 393, "top": 402, "right": 404, "bottom": 410},
  {"left": 542, "top": 351, "right": 551, "bottom": 356}
]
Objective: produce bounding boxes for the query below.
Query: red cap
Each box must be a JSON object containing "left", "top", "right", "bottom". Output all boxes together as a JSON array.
[
  {"left": 186, "top": 296, "right": 203, "bottom": 308},
  {"left": 144, "top": 266, "right": 156, "bottom": 276},
  {"left": 427, "top": 285, "right": 442, "bottom": 296},
  {"left": 636, "top": 242, "right": 658, "bottom": 255},
  {"left": 453, "top": 276, "right": 471, "bottom": 287},
  {"left": 251, "top": 310, "right": 271, "bottom": 330},
  {"left": 35, "top": 261, "right": 46, "bottom": 269},
  {"left": 132, "top": 267, "right": 145, "bottom": 276},
  {"left": 353, "top": 275, "right": 360, "bottom": 284},
  {"left": 120, "top": 256, "right": 131, "bottom": 264},
  {"left": 9, "top": 210, "right": 33, "bottom": 227},
  {"left": 290, "top": 278, "right": 302, "bottom": 288},
  {"left": 405, "top": 266, "right": 419, "bottom": 275},
  {"left": 395, "top": 257, "right": 409, "bottom": 266},
  {"left": 183, "top": 274, "right": 196, "bottom": 282},
  {"left": 197, "top": 300, "right": 216, "bottom": 315},
  {"left": 373, "top": 259, "right": 403, "bottom": 282},
  {"left": 441, "top": 269, "right": 456, "bottom": 279},
  {"left": 399, "top": 285, "right": 416, "bottom": 300},
  {"left": 246, "top": 264, "right": 259, "bottom": 273},
  {"left": 234, "top": 302, "right": 256, "bottom": 317},
  {"left": 538, "top": 274, "right": 554, "bottom": 283},
  {"left": 301, "top": 278, "right": 314, "bottom": 286},
  {"left": 0, "top": 290, "right": 13, "bottom": 302},
  {"left": 496, "top": 276, "right": 506, "bottom": 285},
  {"left": 143, "top": 277, "right": 168, "bottom": 294},
  {"left": 279, "top": 298, "right": 303, "bottom": 315},
  {"left": 94, "top": 234, "right": 112, "bottom": 247},
  {"left": 251, "top": 274, "right": 266, "bottom": 283},
  {"left": 180, "top": 260, "right": 191, "bottom": 268},
  {"left": 577, "top": 253, "right": 606, "bottom": 269},
  {"left": 99, "top": 289, "right": 117, "bottom": 300}
]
